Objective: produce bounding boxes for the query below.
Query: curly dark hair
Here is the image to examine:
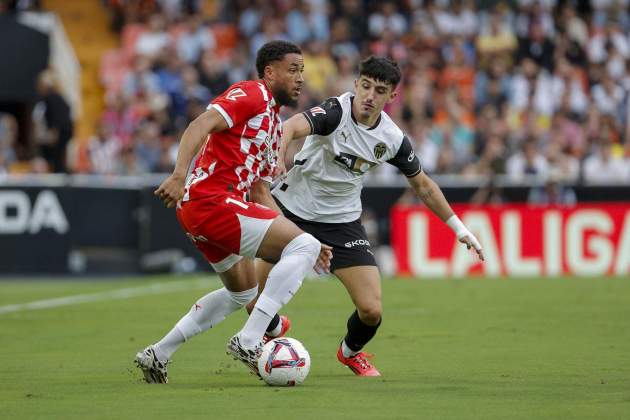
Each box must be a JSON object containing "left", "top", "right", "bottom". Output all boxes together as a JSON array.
[
  {"left": 359, "top": 56, "right": 401, "bottom": 88},
  {"left": 255, "top": 40, "right": 302, "bottom": 78}
]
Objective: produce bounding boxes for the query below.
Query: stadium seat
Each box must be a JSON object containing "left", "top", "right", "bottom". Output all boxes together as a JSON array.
[
  {"left": 121, "top": 23, "right": 147, "bottom": 61},
  {"left": 100, "top": 49, "right": 129, "bottom": 94}
]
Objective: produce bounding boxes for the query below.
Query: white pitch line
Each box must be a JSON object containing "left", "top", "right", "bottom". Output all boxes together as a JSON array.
[{"left": 0, "top": 278, "right": 216, "bottom": 315}]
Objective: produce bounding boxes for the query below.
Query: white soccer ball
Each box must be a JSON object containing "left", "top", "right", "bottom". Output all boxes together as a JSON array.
[{"left": 257, "top": 337, "right": 310, "bottom": 386}]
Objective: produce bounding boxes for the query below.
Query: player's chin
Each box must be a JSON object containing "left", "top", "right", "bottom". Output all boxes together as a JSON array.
[
  {"left": 360, "top": 110, "right": 373, "bottom": 120},
  {"left": 286, "top": 95, "right": 299, "bottom": 108}
]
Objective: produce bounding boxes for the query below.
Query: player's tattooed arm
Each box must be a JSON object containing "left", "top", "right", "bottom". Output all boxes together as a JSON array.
[
  {"left": 407, "top": 172, "right": 485, "bottom": 261},
  {"left": 155, "top": 108, "right": 229, "bottom": 208},
  {"left": 407, "top": 171, "right": 454, "bottom": 222}
]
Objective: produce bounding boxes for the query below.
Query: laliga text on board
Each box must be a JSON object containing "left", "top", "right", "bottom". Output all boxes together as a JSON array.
[{"left": 391, "top": 204, "right": 630, "bottom": 277}]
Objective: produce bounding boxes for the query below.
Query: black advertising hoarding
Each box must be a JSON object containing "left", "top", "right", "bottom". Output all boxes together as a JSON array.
[
  {"left": 1, "top": 175, "right": 629, "bottom": 275},
  {"left": 138, "top": 187, "right": 211, "bottom": 273},
  {"left": 0, "top": 180, "right": 141, "bottom": 274},
  {"left": 0, "top": 186, "right": 70, "bottom": 273}
]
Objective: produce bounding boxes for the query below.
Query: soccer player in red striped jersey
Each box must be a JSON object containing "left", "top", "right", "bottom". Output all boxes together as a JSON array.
[{"left": 135, "top": 41, "right": 332, "bottom": 383}]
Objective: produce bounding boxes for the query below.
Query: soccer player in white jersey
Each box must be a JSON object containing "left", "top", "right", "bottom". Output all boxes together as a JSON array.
[{"left": 249, "top": 56, "right": 485, "bottom": 376}]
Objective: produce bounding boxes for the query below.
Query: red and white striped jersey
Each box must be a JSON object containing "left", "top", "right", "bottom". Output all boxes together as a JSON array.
[{"left": 183, "top": 80, "right": 282, "bottom": 201}]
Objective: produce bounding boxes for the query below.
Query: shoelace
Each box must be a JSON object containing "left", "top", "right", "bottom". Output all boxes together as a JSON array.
[
  {"left": 152, "top": 358, "right": 170, "bottom": 370},
  {"left": 147, "top": 348, "right": 170, "bottom": 369},
  {"left": 352, "top": 353, "right": 374, "bottom": 370},
  {"left": 241, "top": 344, "right": 262, "bottom": 362}
]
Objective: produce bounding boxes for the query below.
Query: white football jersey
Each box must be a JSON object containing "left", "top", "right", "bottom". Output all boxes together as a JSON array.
[{"left": 273, "top": 92, "right": 421, "bottom": 223}]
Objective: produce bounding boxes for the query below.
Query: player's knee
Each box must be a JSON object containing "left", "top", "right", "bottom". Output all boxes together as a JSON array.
[
  {"left": 282, "top": 232, "right": 320, "bottom": 265},
  {"left": 228, "top": 286, "right": 258, "bottom": 307},
  {"left": 357, "top": 302, "right": 382, "bottom": 325},
  {"left": 301, "top": 233, "right": 321, "bottom": 262}
]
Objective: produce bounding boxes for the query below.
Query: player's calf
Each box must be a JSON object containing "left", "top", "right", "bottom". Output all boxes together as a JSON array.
[
  {"left": 238, "top": 233, "right": 320, "bottom": 349},
  {"left": 340, "top": 309, "right": 382, "bottom": 365}
]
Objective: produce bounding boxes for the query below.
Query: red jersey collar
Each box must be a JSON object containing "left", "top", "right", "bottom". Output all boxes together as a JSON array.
[{"left": 260, "top": 79, "right": 277, "bottom": 108}]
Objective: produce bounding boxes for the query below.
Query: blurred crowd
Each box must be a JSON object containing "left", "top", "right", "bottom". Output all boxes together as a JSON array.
[{"left": 1, "top": 0, "right": 630, "bottom": 186}]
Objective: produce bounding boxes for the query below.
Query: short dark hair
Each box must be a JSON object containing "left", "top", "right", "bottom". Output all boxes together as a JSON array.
[
  {"left": 359, "top": 56, "right": 401, "bottom": 89},
  {"left": 256, "top": 41, "right": 302, "bottom": 78}
]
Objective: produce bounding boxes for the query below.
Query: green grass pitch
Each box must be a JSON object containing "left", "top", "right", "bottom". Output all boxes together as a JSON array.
[{"left": 1, "top": 275, "right": 629, "bottom": 419}]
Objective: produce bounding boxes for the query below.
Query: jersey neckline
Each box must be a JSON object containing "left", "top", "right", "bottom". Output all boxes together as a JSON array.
[{"left": 259, "top": 79, "right": 278, "bottom": 108}]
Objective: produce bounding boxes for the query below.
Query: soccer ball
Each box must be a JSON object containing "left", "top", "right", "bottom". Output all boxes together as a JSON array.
[{"left": 257, "top": 337, "right": 310, "bottom": 386}]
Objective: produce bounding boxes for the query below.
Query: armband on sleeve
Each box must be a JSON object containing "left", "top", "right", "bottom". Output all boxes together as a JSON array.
[
  {"left": 387, "top": 135, "right": 422, "bottom": 177},
  {"left": 301, "top": 97, "right": 343, "bottom": 136}
]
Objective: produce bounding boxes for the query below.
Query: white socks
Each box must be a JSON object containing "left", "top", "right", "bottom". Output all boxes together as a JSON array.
[
  {"left": 153, "top": 233, "right": 321, "bottom": 358},
  {"left": 341, "top": 340, "right": 359, "bottom": 358},
  {"left": 238, "top": 233, "right": 320, "bottom": 348},
  {"left": 154, "top": 286, "right": 257, "bottom": 361}
]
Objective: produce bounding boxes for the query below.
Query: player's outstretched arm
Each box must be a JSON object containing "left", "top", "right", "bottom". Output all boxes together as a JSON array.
[
  {"left": 407, "top": 171, "right": 485, "bottom": 261},
  {"left": 276, "top": 113, "right": 312, "bottom": 177},
  {"left": 155, "top": 109, "right": 229, "bottom": 208}
]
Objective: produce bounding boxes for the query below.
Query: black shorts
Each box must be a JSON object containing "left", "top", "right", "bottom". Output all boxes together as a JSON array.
[{"left": 275, "top": 198, "right": 377, "bottom": 272}]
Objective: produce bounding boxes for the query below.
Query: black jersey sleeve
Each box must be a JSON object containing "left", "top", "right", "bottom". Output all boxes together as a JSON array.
[
  {"left": 301, "top": 97, "right": 343, "bottom": 136},
  {"left": 387, "top": 135, "right": 422, "bottom": 177}
]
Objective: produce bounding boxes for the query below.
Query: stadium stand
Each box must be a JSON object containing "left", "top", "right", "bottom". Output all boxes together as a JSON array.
[{"left": 0, "top": 0, "right": 629, "bottom": 183}]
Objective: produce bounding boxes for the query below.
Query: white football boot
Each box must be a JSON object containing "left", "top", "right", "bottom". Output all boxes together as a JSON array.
[
  {"left": 226, "top": 334, "right": 263, "bottom": 378},
  {"left": 135, "top": 345, "right": 169, "bottom": 384}
]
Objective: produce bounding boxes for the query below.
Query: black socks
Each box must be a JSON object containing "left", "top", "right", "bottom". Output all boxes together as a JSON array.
[
  {"left": 266, "top": 313, "right": 281, "bottom": 333},
  {"left": 343, "top": 310, "right": 381, "bottom": 351}
]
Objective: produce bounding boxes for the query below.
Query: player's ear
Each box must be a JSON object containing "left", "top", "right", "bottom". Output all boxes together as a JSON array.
[
  {"left": 387, "top": 89, "right": 398, "bottom": 103},
  {"left": 264, "top": 64, "right": 275, "bottom": 82}
]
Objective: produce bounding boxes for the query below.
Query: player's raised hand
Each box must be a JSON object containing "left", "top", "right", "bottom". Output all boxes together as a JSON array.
[
  {"left": 154, "top": 173, "right": 186, "bottom": 208},
  {"left": 314, "top": 243, "right": 333, "bottom": 274},
  {"left": 459, "top": 234, "right": 484, "bottom": 261}
]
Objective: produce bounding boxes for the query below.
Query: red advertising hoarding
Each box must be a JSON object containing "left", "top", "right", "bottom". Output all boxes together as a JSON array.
[{"left": 391, "top": 204, "right": 630, "bottom": 277}]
